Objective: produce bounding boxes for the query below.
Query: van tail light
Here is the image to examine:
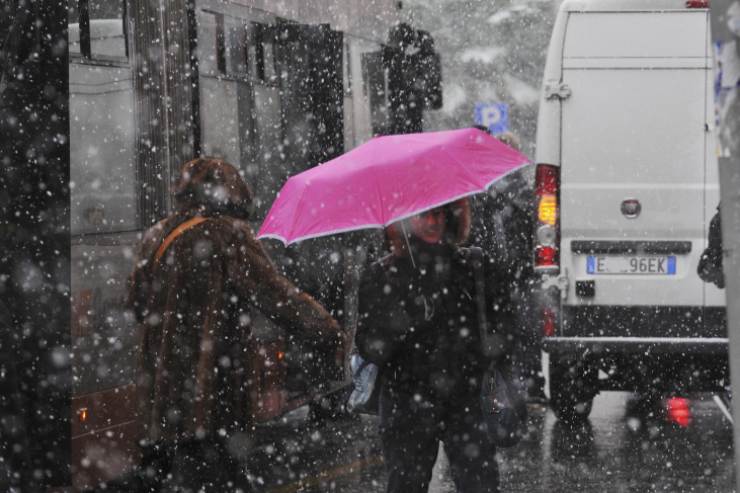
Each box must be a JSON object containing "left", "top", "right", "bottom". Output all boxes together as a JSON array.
[
  {"left": 535, "top": 245, "right": 558, "bottom": 267},
  {"left": 685, "top": 0, "right": 708, "bottom": 8},
  {"left": 666, "top": 397, "right": 692, "bottom": 428},
  {"left": 534, "top": 164, "right": 560, "bottom": 273}
]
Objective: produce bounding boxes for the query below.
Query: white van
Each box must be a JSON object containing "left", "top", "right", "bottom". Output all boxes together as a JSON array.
[{"left": 534, "top": 0, "right": 727, "bottom": 423}]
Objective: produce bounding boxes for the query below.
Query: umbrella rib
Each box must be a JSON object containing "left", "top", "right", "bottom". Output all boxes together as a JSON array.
[{"left": 288, "top": 181, "right": 310, "bottom": 244}]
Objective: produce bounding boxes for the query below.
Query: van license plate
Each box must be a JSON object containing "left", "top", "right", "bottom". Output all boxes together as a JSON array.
[{"left": 587, "top": 256, "right": 676, "bottom": 275}]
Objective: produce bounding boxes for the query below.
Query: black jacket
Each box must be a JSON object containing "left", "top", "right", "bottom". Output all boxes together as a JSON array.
[
  {"left": 356, "top": 243, "right": 514, "bottom": 401},
  {"left": 698, "top": 206, "right": 724, "bottom": 289}
]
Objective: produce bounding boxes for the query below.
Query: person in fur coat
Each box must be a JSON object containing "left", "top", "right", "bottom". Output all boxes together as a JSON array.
[{"left": 129, "top": 157, "right": 341, "bottom": 491}]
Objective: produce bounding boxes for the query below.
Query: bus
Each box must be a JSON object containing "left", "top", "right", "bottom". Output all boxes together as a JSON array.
[{"left": 68, "top": 0, "right": 401, "bottom": 488}]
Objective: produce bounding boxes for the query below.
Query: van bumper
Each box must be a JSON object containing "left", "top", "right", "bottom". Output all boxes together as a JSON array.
[
  {"left": 542, "top": 336, "right": 729, "bottom": 356},
  {"left": 542, "top": 305, "right": 729, "bottom": 391},
  {"left": 543, "top": 336, "right": 730, "bottom": 392}
]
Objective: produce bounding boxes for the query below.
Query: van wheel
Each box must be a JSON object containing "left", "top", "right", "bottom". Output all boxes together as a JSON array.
[{"left": 549, "top": 358, "right": 596, "bottom": 425}]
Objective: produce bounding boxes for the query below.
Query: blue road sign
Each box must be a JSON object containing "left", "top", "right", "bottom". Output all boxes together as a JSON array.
[{"left": 474, "top": 102, "right": 509, "bottom": 135}]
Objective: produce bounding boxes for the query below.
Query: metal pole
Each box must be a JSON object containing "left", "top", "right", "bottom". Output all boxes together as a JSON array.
[{"left": 710, "top": 5, "right": 740, "bottom": 491}]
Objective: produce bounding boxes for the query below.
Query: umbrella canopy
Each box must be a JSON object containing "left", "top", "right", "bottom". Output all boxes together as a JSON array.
[{"left": 257, "top": 128, "right": 530, "bottom": 245}]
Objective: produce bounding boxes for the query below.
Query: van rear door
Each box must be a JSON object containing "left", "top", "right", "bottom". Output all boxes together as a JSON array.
[{"left": 559, "top": 10, "right": 710, "bottom": 308}]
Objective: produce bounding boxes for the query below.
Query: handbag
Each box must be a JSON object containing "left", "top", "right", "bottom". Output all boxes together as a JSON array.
[
  {"left": 468, "top": 247, "right": 527, "bottom": 447},
  {"left": 480, "top": 362, "right": 528, "bottom": 447},
  {"left": 346, "top": 353, "right": 381, "bottom": 414}
]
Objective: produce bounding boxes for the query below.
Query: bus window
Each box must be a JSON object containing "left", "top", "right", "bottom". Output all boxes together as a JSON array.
[
  {"left": 231, "top": 22, "right": 250, "bottom": 76},
  {"left": 69, "top": 0, "right": 128, "bottom": 60},
  {"left": 199, "top": 77, "right": 241, "bottom": 163},
  {"left": 70, "top": 64, "right": 137, "bottom": 235},
  {"left": 197, "top": 11, "right": 251, "bottom": 170},
  {"left": 253, "top": 22, "right": 279, "bottom": 83},
  {"left": 89, "top": 0, "right": 127, "bottom": 59},
  {"left": 69, "top": 2, "right": 81, "bottom": 56}
]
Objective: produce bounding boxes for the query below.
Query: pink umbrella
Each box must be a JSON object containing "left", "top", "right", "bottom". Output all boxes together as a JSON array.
[{"left": 257, "top": 128, "right": 530, "bottom": 245}]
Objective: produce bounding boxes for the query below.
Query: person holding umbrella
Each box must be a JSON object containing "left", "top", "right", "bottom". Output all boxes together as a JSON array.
[
  {"left": 257, "top": 128, "right": 529, "bottom": 493},
  {"left": 354, "top": 199, "right": 513, "bottom": 493}
]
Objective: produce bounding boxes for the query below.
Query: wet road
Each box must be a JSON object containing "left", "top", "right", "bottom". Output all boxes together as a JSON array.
[{"left": 247, "top": 392, "right": 735, "bottom": 493}]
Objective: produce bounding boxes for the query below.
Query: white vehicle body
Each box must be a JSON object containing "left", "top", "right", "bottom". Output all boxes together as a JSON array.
[{"left": 534, "top": 0, "right": 727, "bottom": 420}]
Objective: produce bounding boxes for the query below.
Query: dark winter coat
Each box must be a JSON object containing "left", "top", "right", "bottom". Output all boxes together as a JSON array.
[
  {"left": 357, "top": 244, "right": 513, "bottom": 401},
  {"left": 129, "top": 158, "right": 340, "bottom": 446},
  {"left": 356, "top": 203, "right": 514, "bottom": 402}
]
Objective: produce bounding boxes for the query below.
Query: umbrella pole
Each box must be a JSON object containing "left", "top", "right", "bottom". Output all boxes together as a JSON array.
[{"left": 400, "top": 221, "right": 417, "bottom": 269}]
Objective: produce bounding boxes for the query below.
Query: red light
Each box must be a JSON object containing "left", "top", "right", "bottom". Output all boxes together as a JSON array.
[
  {"left": 686, "top": 0, "right": 708, "bottom": 7},
  {"left": 666, "top": 397, "right": 692, "bottom": 428},
  {"left": 535, "top": 164, "right": 559, "bottom": 196},
  {"left": 534, "top": 164, "right": 560, "bottom": 273},
  {"left": 543, "top": 307, "right": 557, "bottom": 337},
  {"left": 535, "top": 245, "right": 558, "bottom": 267}
]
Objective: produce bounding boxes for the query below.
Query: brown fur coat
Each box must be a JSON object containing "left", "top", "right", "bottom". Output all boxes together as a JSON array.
[{"left": 129, "top": 159, "right": 340, "bottom": 445}]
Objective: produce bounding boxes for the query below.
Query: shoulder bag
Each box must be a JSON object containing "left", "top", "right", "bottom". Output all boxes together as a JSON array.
[{"left": 467, "top": 246, "right": 528, "bottom": 448}]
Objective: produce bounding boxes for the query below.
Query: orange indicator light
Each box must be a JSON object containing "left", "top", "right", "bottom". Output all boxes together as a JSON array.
[{"left": 538, "top": 195, "right": 557, "bottom": 226}]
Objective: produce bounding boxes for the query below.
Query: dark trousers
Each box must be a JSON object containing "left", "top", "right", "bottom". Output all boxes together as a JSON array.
[{"left": 379, "top": 385, "right": 499, "bottom": 493}]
